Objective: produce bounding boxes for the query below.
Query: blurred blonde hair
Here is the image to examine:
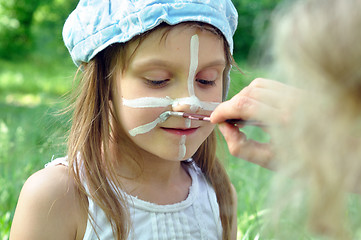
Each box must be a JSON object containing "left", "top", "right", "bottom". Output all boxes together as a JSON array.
[
  {"left": 266, "top": 0, "right": 361, "bottom": 238},
  {"left": 67, "top": 22, "right": 235, "bottom": 240}
]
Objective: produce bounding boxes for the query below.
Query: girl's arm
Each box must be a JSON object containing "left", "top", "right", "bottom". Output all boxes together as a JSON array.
[
  {"left": 10, "top": 165, "right": 86, "bottom": 240},
  {"left": 230, "top": 184, "right": 238, "bottom": 240}
]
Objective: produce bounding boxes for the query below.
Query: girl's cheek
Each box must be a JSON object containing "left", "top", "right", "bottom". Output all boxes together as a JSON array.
[{"left": 196, "top": 87, "right": 223, "bottom": 103}]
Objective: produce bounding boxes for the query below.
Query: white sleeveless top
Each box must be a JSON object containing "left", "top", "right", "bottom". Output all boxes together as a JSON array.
[{"left": 46, "top": 157, "right": 223, "bottom": 240}]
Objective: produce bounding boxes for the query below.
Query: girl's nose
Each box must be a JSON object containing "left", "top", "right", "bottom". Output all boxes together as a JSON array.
[
  {"left": 171, "top": 97, "right": 200, "bottom": 113},
  {"left": 169, "top": 77, "right": 200, "bottom": 113}
]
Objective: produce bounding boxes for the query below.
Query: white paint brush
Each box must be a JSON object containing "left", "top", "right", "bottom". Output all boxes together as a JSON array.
[{"left": 169, "top": 111, "right": 265, "bottom": 127}]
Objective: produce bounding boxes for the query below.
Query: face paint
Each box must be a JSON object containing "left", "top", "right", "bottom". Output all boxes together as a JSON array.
[
  {"left": 122, "top": 96, "right": 220, "bottom": 111},
  {"left": 128, "top": 111, "right": 171, "bottom": 136},
  {"left": 185, "top": 118, "right": 191, "bottom": 128},
  {"left": 124, "top": 34, "right": 217, "bottom": 160},
  {"left": 175, "top": 34, "right": 198, "bottom": 159},
  {"left": 122, "top": 96, "right": 173, "bottom": 108},
  {"left": 176, "top": 118, "right": 192, "bottom": 160},
  {"left": 178, "top": 135, "right": 187, "bottom": 160},
  {"left": 187, "top": 34, "right": 199, "bottom": 112}
]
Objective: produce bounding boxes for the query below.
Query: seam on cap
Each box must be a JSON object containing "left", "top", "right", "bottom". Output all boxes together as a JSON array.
[
  {"left": 70, "top": 2, "right": 230, "bottom": 49},
  {"left": 68, "top": 1, "right": 234, "bottom": 64}
]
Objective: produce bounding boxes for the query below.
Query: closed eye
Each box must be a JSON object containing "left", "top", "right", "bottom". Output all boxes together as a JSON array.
[
  {"left": 145, "top": 79, "right": 170, "bottom": 88},
  {"left": 196, "top": 79, "right": 216, "bottom": 87}
]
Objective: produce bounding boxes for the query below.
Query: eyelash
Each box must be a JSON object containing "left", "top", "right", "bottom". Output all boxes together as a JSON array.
[
  {"left": 196, "top": 79, "right": 216, "bottom": 87},
  {"left": 145, "top": 79, "right": 169, "bottom": 88},
  {"left": 144, "top": 79, "right": 216, "bottom": 88}
]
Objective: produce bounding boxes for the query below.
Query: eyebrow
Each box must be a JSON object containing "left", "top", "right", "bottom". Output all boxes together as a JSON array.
[
  {"left": 131, "top": 59, "right": 173, "bottom": 70},
  {"left": 132, "top": 58, "right": 226, "bottom": 71},
  {"left": 199, "top": 59, "right": 226, "bottom": 70}
]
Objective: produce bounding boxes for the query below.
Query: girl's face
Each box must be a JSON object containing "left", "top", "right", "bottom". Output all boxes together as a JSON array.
[{"left": 115, "top": 25, "right": 226, "bottom": 161}]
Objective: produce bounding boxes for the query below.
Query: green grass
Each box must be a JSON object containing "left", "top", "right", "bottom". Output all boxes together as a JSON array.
[
  {"left": 0, "top": 57, "right": 272, "bottom": 239},
  {"left": 0, "top": 56, "right": 75, "bottom": 239},
  {"left": 224, "top": 64, "right": 274, "bottom": 239}
]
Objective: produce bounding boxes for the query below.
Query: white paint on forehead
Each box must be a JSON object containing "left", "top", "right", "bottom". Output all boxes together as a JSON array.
[
  {"left": 188, "top": 35, "right": 198, "bottom": 98},
  {"left": 188, "top": 34, "right": 199, "bottom": 112},
  {"left": 122, "top": 96, "right": 220, "bottom": 111}
]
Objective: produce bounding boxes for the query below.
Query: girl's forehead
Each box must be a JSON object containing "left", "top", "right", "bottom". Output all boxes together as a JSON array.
[
  {"left": 135, "top": 23, "right": 223, "bottom": 44},
  {"left": 125, "top": 24, "right": 226, "bottom": 64}
]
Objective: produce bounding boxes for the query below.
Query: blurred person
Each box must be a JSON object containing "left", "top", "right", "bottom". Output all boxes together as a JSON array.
[
  {"left": 213, "top": 0, "right": 361, "bottom": 238},
  {"left": 267, "top": 0, "right": 361, "bottom": 238}
]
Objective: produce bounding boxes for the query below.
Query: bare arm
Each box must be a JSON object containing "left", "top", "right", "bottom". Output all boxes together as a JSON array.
[{"left": 10, "top": 165, "right": 86, "bottom": 240}]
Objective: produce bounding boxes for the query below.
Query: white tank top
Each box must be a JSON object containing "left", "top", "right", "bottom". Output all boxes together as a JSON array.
[{"left": 46, "top": 157, "right": 222, "bottom": 239}]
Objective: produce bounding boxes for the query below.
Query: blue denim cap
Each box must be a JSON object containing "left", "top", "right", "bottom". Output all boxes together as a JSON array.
[{"left": 63, "top": 0, "right": 238, "bottom": 67}]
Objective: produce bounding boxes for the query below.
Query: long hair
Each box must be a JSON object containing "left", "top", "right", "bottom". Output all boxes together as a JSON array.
[
  {"left": 266, "top": 0, "right": 361, "bottom": 238},
  {"left": 67, "top": 22, "right": 235, "bottom": 239}
]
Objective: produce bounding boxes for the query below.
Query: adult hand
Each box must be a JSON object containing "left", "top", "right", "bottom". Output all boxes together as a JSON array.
[{"left": 211, "top": 78, "right": 300, "bottom": 169}]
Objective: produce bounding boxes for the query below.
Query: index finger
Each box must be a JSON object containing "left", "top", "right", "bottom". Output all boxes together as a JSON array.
[
  {"left": 210, "top": 96, "right": 244, "bottom": 124},
  {"left": 210, "top": 92, "right": 264, "bottom": 124}
]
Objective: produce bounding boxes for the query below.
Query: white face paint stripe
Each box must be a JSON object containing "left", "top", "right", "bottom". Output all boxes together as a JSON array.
[
  {"left": 179, "top": 118, "right": 191, "bottom": 159},
  {"left": 176, "top": 35, "right": 198, "bottom": 160},
  {"left": 188, "top": 35, "right": 199, "bottom": 98},
  {"left": 172, "top": 96, "right": 219, "bottom": 111},
  {"left": 128, "top": 111, "right": 170, "bottom": 136},
  {"left": 122, "top": 96, "right": 220, "bottom": 111},
  {"left": 178, "top": 135, "right": 187, "bottom": 160},
  {"left": 122, "top": 97, "right": 172, "bottom": 108},
  {"left": 185, "top": 119, "right": 191, "bottom": 129}
]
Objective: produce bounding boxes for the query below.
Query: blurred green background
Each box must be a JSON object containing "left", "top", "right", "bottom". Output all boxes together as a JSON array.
[{"left": 0, "top": 0, "right": 281, "bottom": 239}]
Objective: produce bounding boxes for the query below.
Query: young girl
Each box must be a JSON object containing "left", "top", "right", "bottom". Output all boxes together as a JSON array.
[{"left": 10, "top": 0, "right": 238, "bottom": 239}]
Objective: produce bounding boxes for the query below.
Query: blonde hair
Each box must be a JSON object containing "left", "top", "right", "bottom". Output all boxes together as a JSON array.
[
  {"left": 67, "top": 22, "right": 235, "bottom": 239},
  {"left": 267, "top": 0, "right": 361, "bottom": 238}
]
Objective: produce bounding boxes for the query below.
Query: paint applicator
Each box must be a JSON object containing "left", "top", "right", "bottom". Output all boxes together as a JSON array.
[{"left": 169, "top": 112, "right": 265, "bottom": 127}]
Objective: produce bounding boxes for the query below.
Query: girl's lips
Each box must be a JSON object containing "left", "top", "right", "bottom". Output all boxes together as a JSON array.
[{"left": 161, "top": 127, "right": 198, "bottom": 135}]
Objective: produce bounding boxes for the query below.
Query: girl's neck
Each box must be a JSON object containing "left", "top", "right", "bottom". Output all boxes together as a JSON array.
[
  {"left": 136, "top": 155, "right": 188, "bottom": 184},
  {"left": 111, "top": 147, "right": 192, "bottom": 204}
]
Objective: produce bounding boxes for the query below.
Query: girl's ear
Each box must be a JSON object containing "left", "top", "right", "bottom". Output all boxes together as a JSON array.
[{"left": 108, "top": 83, "right": 121, "bottom": 129}]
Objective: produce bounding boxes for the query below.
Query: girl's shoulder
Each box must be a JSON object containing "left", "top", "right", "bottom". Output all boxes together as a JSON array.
[{"left": 10, "top": 164, "right": 87, "bottom": 240}]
